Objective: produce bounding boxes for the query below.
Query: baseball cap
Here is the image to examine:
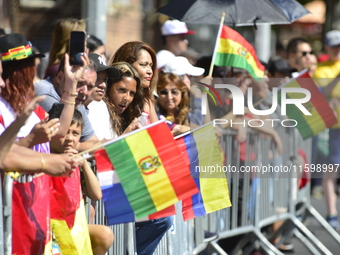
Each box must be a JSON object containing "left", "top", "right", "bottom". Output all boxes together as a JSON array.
[
  {"left": 161, "top": 20, "right": 195, "bottom": 36},
  {"left": 324, "top": 30, "right": 340, "bottom": 47},
  {"left": 162, "top": 56, "right": 204, "bottom": 76},
  {"left": 88, "top": 53, "right": 120, "bottom": 79},
  {"left": 267, "top": 58, "right": 296, "bottom": 75}
]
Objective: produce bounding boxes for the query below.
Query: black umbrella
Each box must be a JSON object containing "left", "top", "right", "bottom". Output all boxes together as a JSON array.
[{"left": 157, "top": 0, "right": 309, "bottom": 26}]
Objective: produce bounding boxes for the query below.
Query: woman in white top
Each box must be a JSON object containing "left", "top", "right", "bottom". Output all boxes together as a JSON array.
[{"left": 110, "top": 41, "right": 159, "bottom": 125}]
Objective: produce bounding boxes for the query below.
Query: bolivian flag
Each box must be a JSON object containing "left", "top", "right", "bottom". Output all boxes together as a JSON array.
[
  {"left": 214, "top": 25, "right": 265, "bottom": 78},
  {"left": 279, "top": 71, "right": 337, "bottom": 139},
  {"left": 95, "top": 121, "right": 198, "bottom": 222}
]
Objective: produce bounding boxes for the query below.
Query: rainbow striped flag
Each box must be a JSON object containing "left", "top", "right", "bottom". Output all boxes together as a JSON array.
[
  {"left": 279, "top": 71, "right": 337, "bottom": 139},
  {"left": 176, "top": 123, "right": 231, "bottom": 221},
  {"left": 95, "top": 121, "right": 198, "bottom": 224},
  {"left": 214, "top": 25, "right": 264, "bottom": 78}
]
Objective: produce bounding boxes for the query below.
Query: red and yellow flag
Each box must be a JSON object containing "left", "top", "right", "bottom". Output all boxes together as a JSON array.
[
  {"left": 279, "top": 71, "right": 337, "bottom": 139},
  {"left": 214, "top": 25, "right": 265, "bottom": 78}
]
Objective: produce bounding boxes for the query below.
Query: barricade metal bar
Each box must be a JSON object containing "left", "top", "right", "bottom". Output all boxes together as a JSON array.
[
  {"left": 290, "top": 216, "right": 333, "bottom": 255},
  {"left": 3, "top": 174, "right": 13, "bottom": 255},
  {"left": 0, "top": 171, "right": 4, "bottom": 255},
  {"left": 292, "top": 229, "right": 322, "bottom": 255},
  {"left": 305, "top": 204, "right": 340, "bottom": 244},
  {"left": 126, "top": 223, "right": 137, "bottom": 255},
  {"left": 208, "top": 240, "right": 229, "bottom": 255}
]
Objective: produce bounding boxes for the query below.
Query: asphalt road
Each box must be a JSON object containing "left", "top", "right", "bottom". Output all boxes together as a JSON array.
[{"left": 290, "top": 196, "right": 340, "bottom": 255}]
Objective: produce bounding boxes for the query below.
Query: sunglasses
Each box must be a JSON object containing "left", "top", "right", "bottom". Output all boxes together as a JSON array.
[
  {"left": 159, "top": 89, "right": 180, "bottom": 96},
  {"left": 296, "top": 50, "right": 315, "bottom": 56}
]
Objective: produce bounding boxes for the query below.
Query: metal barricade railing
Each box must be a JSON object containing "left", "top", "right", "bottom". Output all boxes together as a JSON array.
[
  {"left": 2, "top": 174, "right": 13, "bottom": 255},
  {"left": 3, "top": 124, "right": 340, "bottom": 255},
  {"left": 204, "top": 129, "right": 285, "bottom": 255}
]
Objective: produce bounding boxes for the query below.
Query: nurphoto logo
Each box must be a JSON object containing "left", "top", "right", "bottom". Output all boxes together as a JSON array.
[{"left": 199, "top": 84, "right": 311, "bottom": 128}]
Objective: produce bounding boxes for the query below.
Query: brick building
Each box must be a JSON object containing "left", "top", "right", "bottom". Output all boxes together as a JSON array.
[{"left": 0, "top": 0, "right": 163, "bottom": 60}]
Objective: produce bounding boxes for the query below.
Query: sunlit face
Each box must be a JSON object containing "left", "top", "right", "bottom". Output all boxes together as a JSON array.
[
  {"left": 289, "top": 42, "right": 314, "bottom": 72},
  {"left": 109, "top": 77, "right": 137, "bottom": 114},
  {"left": 132, "top": 49, "right": 153, "bottom": 88},
  {"left": 90, "top": 70, "right": 108, "bottom": 102},
  {"left": 157, "top": 82, "right": 182, "bottom": 113},
  {"left": 75, "top": 69, "right": 97, "bottom": 107},
  {"left": 60, "top": 122, "right": 82, "bottom": 152},
  {"left": 0, "top": 61, "right": 5, "bottom": 94},
  {"left": 168, "top": 34, "right": 189, "bottom": 55}
]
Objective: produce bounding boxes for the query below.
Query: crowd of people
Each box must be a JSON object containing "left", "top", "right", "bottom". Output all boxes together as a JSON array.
[{"left": 0, "top": 16, "right": 340, "bottom": 254}]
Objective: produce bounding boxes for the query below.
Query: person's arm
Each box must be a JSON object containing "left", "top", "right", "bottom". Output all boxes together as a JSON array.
[
  {"left": 0, "top": 96, "right": 45, "bottom": 164},
  {"left": 144, "top": 99, "right": 159, "bottom": 123},
  {"left": 78, "top": 134, "right": 101, "bottom": 152},
  {"left": 80, "top": 158, "right": 102, "bottom": 201},
  {"left": 37, "top": 54, "right": 90, "bottom": 138},
  {"left": 1, "top": 143, "right": 78, "bottom": 176},
  {"left": 15, "top": 118, "right": 60, "bottom": 148},
  {"left": 243, "top": 114, "right": 283, "bottom": 155},
  {"left": 56, "top": 53, "right": 90, "bottom": 137}
]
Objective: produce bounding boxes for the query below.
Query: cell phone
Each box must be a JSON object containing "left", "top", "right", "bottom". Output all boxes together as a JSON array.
[
  {"left": 69, "top": 31, "right": 86, "bottom": 66},
  {"left": 48, "top": 102, "right": 64, "bottom": 120}
]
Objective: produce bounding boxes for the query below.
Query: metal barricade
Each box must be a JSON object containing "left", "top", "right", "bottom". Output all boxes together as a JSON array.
[
  {"left": 1, "top": 174, "right": 12, "bottom": 255},
  {"left": 84, "top": 125, "right": 340, "bottom": 255},
  {"left": 205, "top": 129, "right": 284, "bottom": 255}
]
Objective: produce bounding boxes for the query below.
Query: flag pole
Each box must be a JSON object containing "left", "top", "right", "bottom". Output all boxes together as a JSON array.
[
  {"left": 201, "top": 13, "right": 225, "bottom": 115},
  {"left": 209, "top": 12, "right": 225, "bottom": 77}
]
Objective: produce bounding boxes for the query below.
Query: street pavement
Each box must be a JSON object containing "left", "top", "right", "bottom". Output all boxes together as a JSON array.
[{"left": 290, "top": 196, "right": 340, "bottom": 254}]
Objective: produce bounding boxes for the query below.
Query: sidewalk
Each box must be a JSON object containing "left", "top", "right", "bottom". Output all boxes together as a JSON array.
[{"left": 291, "top": 196, "right": 340, "bottom": 254}]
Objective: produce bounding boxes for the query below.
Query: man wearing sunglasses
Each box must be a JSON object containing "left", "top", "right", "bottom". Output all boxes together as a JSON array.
[{"left": 287, "top": 37, "right": 316, "bottom": 78}]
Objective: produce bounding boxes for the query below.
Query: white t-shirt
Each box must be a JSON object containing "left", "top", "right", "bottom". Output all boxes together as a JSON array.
[{"left": 87, "top": 100, "right": 117, "bottom": 141}]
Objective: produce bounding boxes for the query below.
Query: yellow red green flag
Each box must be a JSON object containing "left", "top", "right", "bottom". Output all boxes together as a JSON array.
[{"left": 214, "top": 25, "right": 265, "bottom": 78}]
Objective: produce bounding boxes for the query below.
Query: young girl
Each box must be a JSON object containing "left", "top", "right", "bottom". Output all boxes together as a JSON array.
[
  {"left": 110, "top": 41, "right": 159, "bottom": 125},
  {"left": 103, "top": 61, "right": 144, "bottom": 136},
  {"left": 103, "top": 62, "right": 173, "bottom": 255}
]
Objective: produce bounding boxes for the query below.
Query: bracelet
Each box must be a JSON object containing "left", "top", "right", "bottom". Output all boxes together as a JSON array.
[
  {"left": 63, "top": 90, "right": 78, "bottom": 97},
  {"left": 40, "top": 155, "right": 45, "bottom": 172},
  {"left": 61, "top": 98, "right": 76, "bottom": 105}
]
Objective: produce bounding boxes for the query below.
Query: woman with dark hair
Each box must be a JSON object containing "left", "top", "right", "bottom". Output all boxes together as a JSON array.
[
  {"left": 103, "top": 61, "right": 144, "bottom": 136},
  {"left": 104, "top": 61, "right": 173, "bottom": 255},
  {"left": 110, "top": 41, "right": 159, "bottom": 124}
]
